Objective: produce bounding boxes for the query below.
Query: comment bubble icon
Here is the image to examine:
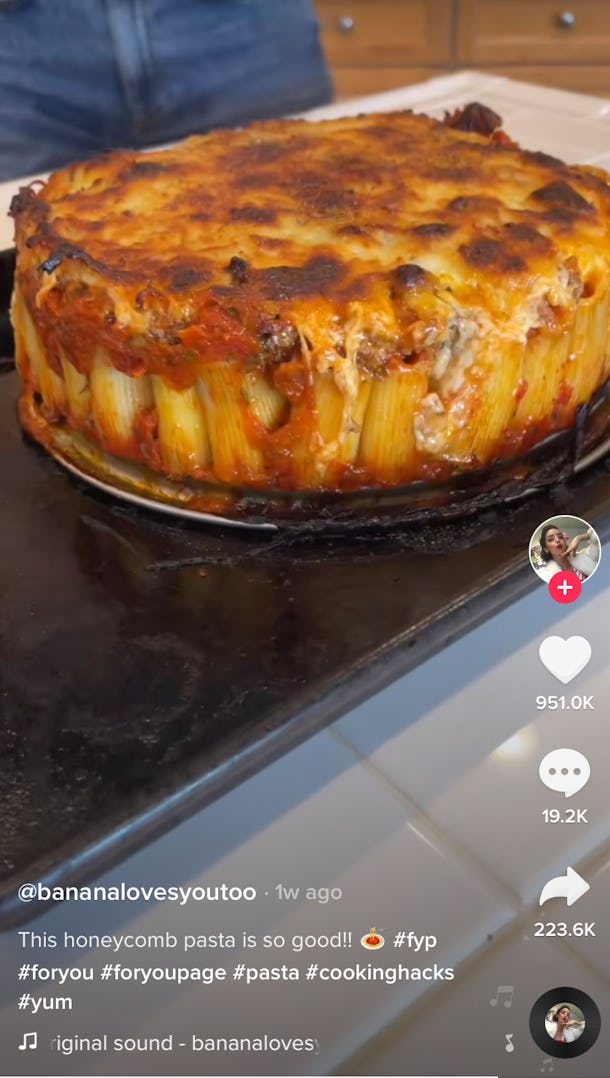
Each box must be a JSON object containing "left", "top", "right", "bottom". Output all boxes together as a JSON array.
[{"left": 539, "top": 748, "right": 590, "bottom": 798}]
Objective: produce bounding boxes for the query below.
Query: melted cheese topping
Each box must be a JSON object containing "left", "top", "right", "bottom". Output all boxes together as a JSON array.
[{"left": 11, "top": 107, "right": 610, "bottom": 488}]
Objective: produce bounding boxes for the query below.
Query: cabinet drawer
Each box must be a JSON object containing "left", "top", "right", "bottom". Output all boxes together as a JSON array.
[
  {"left": 316, "top": 0, "right": 453, "bottom": 66},
  {"left": 458, "top": 0, "right": 610, "bottom": 64}
]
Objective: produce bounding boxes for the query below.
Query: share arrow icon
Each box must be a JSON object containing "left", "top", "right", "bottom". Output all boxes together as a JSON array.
[{"left": 539, "top": 866, "right": 590, "bottom": 907}]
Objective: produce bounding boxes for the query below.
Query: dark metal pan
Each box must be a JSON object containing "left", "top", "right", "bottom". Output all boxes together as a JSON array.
[{"left": 2, "top": 244, "right": 610, "bottom": 928}]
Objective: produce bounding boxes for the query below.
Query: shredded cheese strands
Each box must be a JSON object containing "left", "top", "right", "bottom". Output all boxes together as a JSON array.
[
  {"left": 90, "top": 348, "right": 153, "bottom": 454},
  {"left": 61, "top": 348, "right": 91, "bottom": 426},
  {"left": 416, "top": 334, "right": 524, "bottom": 465},
  {"left": 287, "top": 328, "right": 319, "bottom": 486},
  {"left": 197, "top": 365, "right": 264, "bottom": 484},
  {"left": 152, "top": 377, "right": 210, "bottom": 477},
  {"left": 360, "top": 367, "right": 428, "bottom": 481},
  {"left": 242, "top": 371, "right": 288, "bottom": 431},
  {"left": 448, "top": 338, "right": 525, "bottom": 463},
  {"left": 335, "top": 302, "right": 366, "bottom": 432},
  {"left": 314, "top": 372, "right": 373, "bottom": 479},
  {"left": 289, "top": 310, "right": 373, "bottom": 484}
]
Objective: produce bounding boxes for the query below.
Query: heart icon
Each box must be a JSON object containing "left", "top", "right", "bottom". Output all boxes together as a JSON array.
[{"left": 539, "top": 636, "right": 592, "bottom": 684}]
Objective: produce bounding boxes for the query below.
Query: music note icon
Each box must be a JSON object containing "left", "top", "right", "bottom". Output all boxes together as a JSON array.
[
  {"left": 18, "top": 1031, "right": 37, "bottom": 1050},
  {"left": 540, "top": 1058, "right": 554, "bottom": 1073},
  {"left": 505, "top": 1033, "right": 515, "bottom": 1053},
  {"left": 490, "top": 984, "right": 514, "bottom": 1008}
]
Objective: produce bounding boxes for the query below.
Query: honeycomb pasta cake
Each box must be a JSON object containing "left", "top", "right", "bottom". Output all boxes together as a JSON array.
[{"left": 10, "top": 104, "right": 610, "bottom": 512}]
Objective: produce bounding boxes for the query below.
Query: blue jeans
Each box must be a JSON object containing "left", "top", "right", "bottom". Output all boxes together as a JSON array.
[{"left": 0, "top": 0, "right": 333, "bottom": 180}]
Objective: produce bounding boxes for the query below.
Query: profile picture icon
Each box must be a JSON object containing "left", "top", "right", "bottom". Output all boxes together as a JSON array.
[
  {"left": 529, "top": 516, "right": 601, "bottom": 584},
  {"left": 545, "top": 1002, "right": 585, "bottom": 1044},
  {"left": 529, "top": 986, "right": 601, "bottom": 1059}
]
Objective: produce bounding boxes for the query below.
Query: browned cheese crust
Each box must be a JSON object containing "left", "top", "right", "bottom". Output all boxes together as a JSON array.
[{"left": 10, "top": 105, "right": 610, "bottom": 491}]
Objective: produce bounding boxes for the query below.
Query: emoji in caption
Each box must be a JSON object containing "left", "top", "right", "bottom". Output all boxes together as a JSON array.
[
  {"left": 360, "top": 927, "right": 385, "bottom": 950},
  {"left": 538, "top": 636, "right": 591, "bottom": 684},
  {"left": 539, "top": 749, "right": 591, "bottom": 798}
]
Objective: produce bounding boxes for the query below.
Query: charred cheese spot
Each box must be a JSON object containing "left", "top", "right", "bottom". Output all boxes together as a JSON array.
[
  {"left": 393, "top": 264, "right": 428, "bottom": 290},
  {"left": 224, "top": 138, "right": 290, "bottom": 167},
  {"left": 446, "top": 195, "right": 500, "bottom": 214},
  {"left": 427, "top": 165, "right": 476, "bottom": 184},
  {"left": 230, "top": 205, "right": 277, "bottom": 224},
  {"left": 411, "top": 222, "right": 455, "bottom": 238},
  {"left": 117, "top": 160, "right": 171, "bottom": 181},
  {"left": 459, "top": 237, "right": 526, "bottom": 274},
  {"left": 258, "top": 256, "right": 345, "bottom": 301},
  {"left": 291, "top": 171, "right": 358, "bottom": 217},
  {"left": 503, "top": 222, "right": 552, "bottom": 251},
  {"left": 530, "top": 181, "right": 595, "bottom": 215},
  {"left": 234, "top": 172, "right": 273, "bottom": 190},
  {"left": 525, "top": 150, "right": 565, "bottom": 169},
  {"left": 227, "top": 256, "right": 250, "bottom": 284},
  {"left": 169, "top": 267, "right": 209, "bottom": 291},
  {"left": 338, "top": 224, "right": 368, "bottom": 237}
]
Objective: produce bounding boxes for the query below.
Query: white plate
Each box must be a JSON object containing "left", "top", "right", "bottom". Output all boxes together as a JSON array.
[
  {"left": 44, "top": 427, "right": 278, "bottom": 531},
  {"left": 46, "top": 424, "right": 610, "bottom": 532}
]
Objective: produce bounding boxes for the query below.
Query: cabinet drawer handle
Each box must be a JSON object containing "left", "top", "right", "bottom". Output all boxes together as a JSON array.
[
  {"left": 556, "top": 10, "right": 577, "bottom": 28},
  {"left": 337, "top": 14, "right": 355, "bottom": 33}
]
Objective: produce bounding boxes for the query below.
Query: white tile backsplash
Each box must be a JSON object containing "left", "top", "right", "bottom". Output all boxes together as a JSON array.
[{"left": 336, "top": 558, "right": 610, "bottom": 904}]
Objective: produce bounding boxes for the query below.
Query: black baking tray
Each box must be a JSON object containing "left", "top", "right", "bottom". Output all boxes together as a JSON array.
[{"left": 3, "top": 244, "right": 610, "bottom": 929}]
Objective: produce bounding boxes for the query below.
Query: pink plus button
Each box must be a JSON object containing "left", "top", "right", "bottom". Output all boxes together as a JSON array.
[{"left": 549, "top": 571, "right": 582, "bottom": 604}]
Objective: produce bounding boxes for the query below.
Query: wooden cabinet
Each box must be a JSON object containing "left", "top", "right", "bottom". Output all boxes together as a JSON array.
[
  {"left": 316, "top": 0, "right": 453, "bottom": 95},
  {"left": 459, "top": 0, "right": 610, "bottom": 64},
  {"left": 315, "top": 0, "right": 610, "bottom": 98},
  {"left": 319, "top": 0, "right": 452, "bottom": 66}
]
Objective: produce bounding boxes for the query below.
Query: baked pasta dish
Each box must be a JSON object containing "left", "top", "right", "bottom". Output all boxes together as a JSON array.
[{"left": 10, "top": 103, "right": 610, "bottom": 509}]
